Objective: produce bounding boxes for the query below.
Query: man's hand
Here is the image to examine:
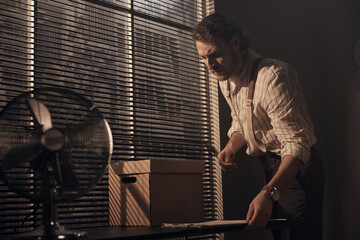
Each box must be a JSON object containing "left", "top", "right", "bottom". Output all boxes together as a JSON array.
[
  {"left": 244, "top": 155, "right": 303, "bottom": 231},
  {"left": 218, "top": 146, "right": 238, "bottom": 173},
  {"left": 245, "top": 190, "right": 273, "bottom": 231},
  {"left": 217, "top": 132, "right": 246, "bottom": 173}
]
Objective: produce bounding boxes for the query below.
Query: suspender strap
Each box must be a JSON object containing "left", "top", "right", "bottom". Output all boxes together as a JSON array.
[
  {"left": 248, "top": 57, "right": 267, "bottom": 100},
  {"left": 246, "top": 57, "right": 267, "bottom": 153}
]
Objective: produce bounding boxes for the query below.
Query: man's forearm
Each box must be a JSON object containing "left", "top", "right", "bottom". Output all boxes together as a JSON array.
[
  {"left": 226, "top": 131, "right": 246, "bottom": 152},
  {"left": 265, "top": 155, "right": 304, "bottom": 192}
]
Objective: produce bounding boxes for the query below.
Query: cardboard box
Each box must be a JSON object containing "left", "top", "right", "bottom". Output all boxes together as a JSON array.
[{"left": 109, "top": 159, "right": 205, "bottom": 227}]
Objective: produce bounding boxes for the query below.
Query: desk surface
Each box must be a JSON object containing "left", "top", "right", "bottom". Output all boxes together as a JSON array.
[
  {"left": 88, "top": 219, "right": 286, "bottom": 240},
  {"left": 2, "top": 219, "right": 287, "bottom": 240}
]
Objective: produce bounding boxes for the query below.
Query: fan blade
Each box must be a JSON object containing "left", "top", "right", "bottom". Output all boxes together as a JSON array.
[
  {"left": 65, "top": 119, "right": 100, "bottom": 145},
  {"left": 26, "top": 98, "right": 52, "bottom": 132},
  {"left": 51, "top": 151, "right": 79, "bottom": 190},
  {"left": 3, "top": 145, "right": 45, "bottom": 170}
]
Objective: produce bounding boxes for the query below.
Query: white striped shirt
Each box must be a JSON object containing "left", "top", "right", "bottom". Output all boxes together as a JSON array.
[{"left": 218, "top": 49, "right": 316, "bottom": 164}]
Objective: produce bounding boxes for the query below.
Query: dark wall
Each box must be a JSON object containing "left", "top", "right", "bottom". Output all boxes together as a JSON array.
[{"left": 214, "top": 0, "right": 360, "bottom": 239}]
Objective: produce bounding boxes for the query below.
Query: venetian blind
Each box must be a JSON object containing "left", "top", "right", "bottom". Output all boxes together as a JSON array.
[{"left": 0, "top": 0, "right": 222, "bottom": 237}]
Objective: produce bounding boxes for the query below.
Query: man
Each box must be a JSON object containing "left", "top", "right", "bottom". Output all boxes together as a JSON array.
[{"left": 193, "top": 13, "right": 324, "bottom": 240}]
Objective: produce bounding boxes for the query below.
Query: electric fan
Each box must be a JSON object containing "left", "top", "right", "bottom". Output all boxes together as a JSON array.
[{"left": 0, "top": 87, "right": 113, "bottom": 239}]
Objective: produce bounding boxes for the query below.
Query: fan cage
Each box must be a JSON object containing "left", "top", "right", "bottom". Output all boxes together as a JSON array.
[{"left": 0, "top": 87, "right": 112, "bottom": 204}]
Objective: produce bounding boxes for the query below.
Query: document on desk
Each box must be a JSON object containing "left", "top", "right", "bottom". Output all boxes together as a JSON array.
[{"left": 161, "top": 219, "right": 248, "bottom": 228}]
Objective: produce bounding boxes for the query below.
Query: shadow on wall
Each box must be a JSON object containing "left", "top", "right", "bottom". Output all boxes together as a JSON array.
[
  {"left": 344, "top": 69, "right": 360, "bottom": 240},
  {"left": 215, "top": 0, "right": 360, "bottom": 239}
]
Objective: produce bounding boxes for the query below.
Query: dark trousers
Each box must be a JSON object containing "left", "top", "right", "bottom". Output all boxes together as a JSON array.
[{"left": 259, "top": 147, "right": 324, "bottom": 240}]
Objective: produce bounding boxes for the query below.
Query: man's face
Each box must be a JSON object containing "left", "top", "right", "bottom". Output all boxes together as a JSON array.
[{"left": 196, "top": 37, "right": 241, "bottom": 81}]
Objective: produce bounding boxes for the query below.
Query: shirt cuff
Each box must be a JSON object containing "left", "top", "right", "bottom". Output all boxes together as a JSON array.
[
  {"left": 227, "top": 126, "right": 243, "bottom": 139},
  {"left": 281, "top": 142, "right": 311, "bottom": 164}
]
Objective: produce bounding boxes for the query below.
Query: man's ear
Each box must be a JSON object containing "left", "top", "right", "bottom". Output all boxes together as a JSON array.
[{"left": 230, "top": 35, "right": 241, "bottom": 51}]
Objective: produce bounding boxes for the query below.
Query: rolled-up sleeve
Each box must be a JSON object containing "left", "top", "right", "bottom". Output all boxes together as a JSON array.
[
  {"left": 227, "top": 108, "right": 244, "bottom": 138},
  {"left": 262, "top": 66, "right": 316, "bottom": 164}
]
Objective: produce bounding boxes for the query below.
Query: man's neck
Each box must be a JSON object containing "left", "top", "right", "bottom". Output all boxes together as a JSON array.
[{"left": 229, "top": 51, "right": 247, "bottom": 83}]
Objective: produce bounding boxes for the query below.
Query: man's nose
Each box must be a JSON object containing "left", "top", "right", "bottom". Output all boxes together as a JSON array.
[{"left": 204, "top": 58, "right": 214, "bottom": 69}]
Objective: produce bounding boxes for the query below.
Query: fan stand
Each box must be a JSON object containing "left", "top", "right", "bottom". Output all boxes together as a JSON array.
[{"left": 15, "top": 187, "right": 88, "bottom": 239}]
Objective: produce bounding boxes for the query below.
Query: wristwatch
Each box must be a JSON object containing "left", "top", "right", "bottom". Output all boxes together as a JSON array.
[{"left": 262, "top": 185, "right": 280, "bottom": 202}]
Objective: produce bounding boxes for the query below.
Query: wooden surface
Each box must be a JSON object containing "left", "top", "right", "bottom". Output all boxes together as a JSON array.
[{"left": 1, "top": 219, "right": 287, "bottom": 240}]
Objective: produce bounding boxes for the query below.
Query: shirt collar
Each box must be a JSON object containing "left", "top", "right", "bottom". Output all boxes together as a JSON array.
[{"left": 236, "top": 48, "right": 262, "bottom": 86}]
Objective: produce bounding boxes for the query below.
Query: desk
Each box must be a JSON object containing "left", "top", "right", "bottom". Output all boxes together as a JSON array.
[
  {"left": 3, "top": 219, "right": 287, "bottom": 240},
  {"left": 85, "top": 219, "right": 287, "bottom": 240}
]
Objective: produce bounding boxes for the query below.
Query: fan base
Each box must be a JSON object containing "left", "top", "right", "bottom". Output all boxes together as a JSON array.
[{"left": 13, "top": 224, "right": 87, "bottom": 240}]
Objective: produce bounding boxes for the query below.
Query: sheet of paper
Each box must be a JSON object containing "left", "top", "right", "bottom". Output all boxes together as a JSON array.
[{"left": 161, "top": 219, "right": 248, "bottom": 228}]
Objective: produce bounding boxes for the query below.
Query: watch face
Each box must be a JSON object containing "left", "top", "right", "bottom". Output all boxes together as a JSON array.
[{"left": 271, "top": 187, "right": 280, "bottom": 201}]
